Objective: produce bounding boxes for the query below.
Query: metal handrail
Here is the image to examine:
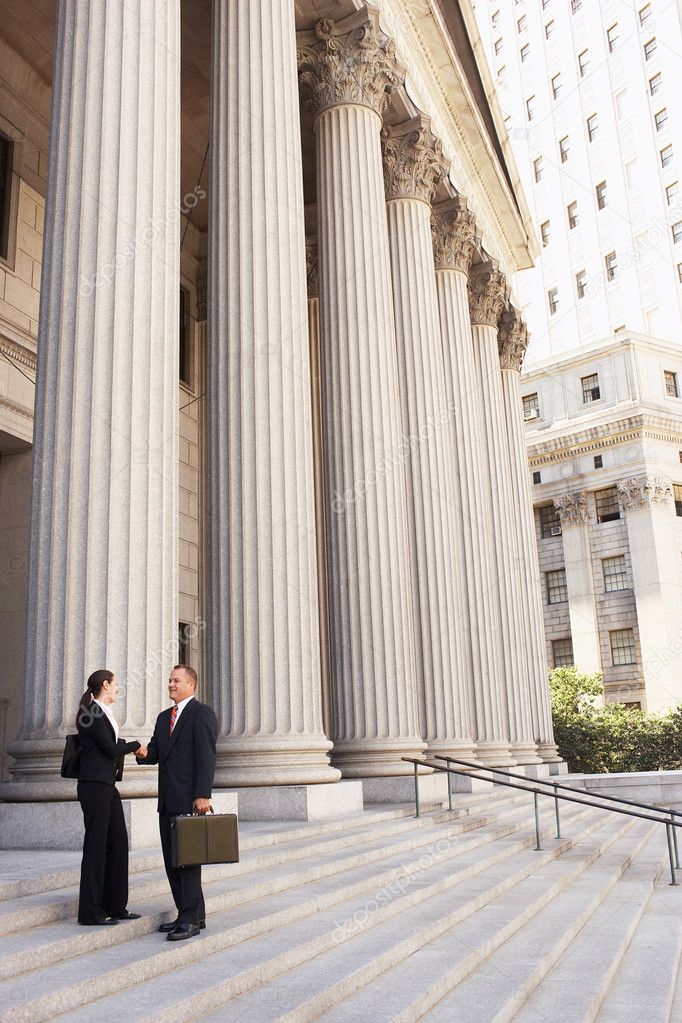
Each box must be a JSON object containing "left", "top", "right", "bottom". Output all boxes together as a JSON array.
[
  {"left": 436, "top": 754, "right": 682, "bottom": 872},
  {"left": 402, "top": 757, "right": 682, "bottom": 886}
]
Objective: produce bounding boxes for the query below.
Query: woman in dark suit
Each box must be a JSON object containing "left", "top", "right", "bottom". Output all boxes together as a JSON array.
[{"left": 76, "top": 668, "right": 145, "bottom": 925}]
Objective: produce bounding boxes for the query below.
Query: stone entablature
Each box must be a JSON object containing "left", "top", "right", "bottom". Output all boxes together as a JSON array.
[
  {"left": 617, "top": 476, "right": 672, "bottom": 512},
  {"left": 527, "top": 414, "right": 682, "bottom": 469},
  {"left": 554, "top": 491, "right": 590, "bottom": 528}
]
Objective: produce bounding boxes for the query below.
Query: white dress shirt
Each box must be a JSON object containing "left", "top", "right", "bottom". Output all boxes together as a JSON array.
[
  {"left": 93, "top": 698, "right": 119, "bottom": 741},
  {"left": 172, "top": 694, "right": 195, "bottom": 727}
]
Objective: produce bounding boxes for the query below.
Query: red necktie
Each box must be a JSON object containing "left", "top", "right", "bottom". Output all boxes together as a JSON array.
[{"left": 169, "top": 705, "right": 178, "bottom": 735}]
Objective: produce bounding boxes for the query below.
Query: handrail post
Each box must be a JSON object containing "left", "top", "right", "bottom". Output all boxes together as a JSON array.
[
  {"left": 446, "top": 757, "right": 453, "bottom": 812},
  {"left": 534, "top": 791, "right": 542, "bottom": 851},
  {"left": 554, "top": 781, "right": 561, "bottom": 840},
  {"left": 414, "top": 762, "right": 420, "bottom": 819},
  {"left": 667, "top": 823, "right": 679, "bottom": 886},
  {"left": 671, "top": 811, "right": 680, "bottom": 869}
]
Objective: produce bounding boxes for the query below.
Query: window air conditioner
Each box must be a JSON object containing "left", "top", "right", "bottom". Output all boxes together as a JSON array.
[
  {"left": 525, "top": 409, "right": 540, "bottom": 421},
  {"left": 550, "top": 525, "right": 563, "bottom": 536}
]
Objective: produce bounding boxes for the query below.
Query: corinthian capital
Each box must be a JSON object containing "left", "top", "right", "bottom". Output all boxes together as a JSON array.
[
  {"left": 381, "top": 118, "right": 448, "bottom": 203},
  {"left": 468, "top": 263, "right": 507, "bottom": 327},
  {"left": 554, "top": 492, "right": 589, "bottom": 527},
  {"left": 431, "top": 200, "right": 477, "bottom": 272},
  {"left": 617, "top": 475, "right": 672, "bottom": 511},
  {"left": 498, "top": 309, "right": 528, "bottom": 372},
  {"left": 298, "top": 11, "right": 404, "bottom": 119}
]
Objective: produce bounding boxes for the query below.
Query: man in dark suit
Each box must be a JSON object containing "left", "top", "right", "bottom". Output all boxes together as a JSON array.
[{"left": 137, "top": 664, "right": 218, "bottom": 941}]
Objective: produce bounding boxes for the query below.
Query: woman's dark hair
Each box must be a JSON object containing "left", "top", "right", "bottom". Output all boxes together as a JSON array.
[{"left": 76, "top": 669, "right": 114, "bottom": 727}]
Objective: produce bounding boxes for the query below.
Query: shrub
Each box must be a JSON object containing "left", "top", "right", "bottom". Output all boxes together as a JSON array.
[{"left": 548, "top": 667, "right": 682, "bottom": 774}]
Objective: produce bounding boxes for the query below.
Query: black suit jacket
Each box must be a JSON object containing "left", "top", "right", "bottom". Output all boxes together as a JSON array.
[
  {"left": 77, "top": 702, "right": 140, "bottom": 784},
  {"left": 141, "top": 699, "right": 218, "bottom": 814}
]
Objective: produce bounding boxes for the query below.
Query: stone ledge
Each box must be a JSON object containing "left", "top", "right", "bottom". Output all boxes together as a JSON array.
[{"left": 223, "top": 781, "right": 364, "bottom": 821}]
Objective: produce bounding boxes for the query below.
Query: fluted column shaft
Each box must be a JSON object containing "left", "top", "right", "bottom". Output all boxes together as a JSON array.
[
  {"left": 207, "top": 0, "right": 338, "bottom": 785},
  {"left": 8, "top": 0, "right": 180, "bottom": 793},
  {"left": 500, "top": 335, "right": 558, "bottom": 759},
  {"left": 382, "top": 123, "right": 474, "bottom": 758},
  {"left": 432, "top": 209, "right": 513, "bottom": 765},
  {"left": 299, "top": 14, "right": 425, "bottom": 776},
  {"left": 470, "top": 299, "right": 538, "bottom": 764}
]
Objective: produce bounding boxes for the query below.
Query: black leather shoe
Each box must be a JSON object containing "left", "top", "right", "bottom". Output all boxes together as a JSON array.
[
  {"left": 113, "top": 911, "right": 141, "bottom": 920},
  {"left": 158, "top": 919, "right": 179, "bottom": 933},
  {"left": 167, "top": 922, "right": 200, "bottom": 941},
  {"left": 79, "top": 918, "right": 120, "bottom": 926}
]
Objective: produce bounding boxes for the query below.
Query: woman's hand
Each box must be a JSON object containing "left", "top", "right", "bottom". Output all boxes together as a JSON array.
[{"left": 136, "top": 746, "right": 148, "bottom": 759}]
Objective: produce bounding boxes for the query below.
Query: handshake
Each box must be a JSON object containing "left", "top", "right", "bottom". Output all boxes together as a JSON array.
[{"left": 136, "top": 745, "right": 148, "bottom": 759}]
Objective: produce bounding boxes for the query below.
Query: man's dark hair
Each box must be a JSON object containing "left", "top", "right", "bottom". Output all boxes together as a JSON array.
[{"left": 173, "top": 664, "right": 198, "bottom": 686}]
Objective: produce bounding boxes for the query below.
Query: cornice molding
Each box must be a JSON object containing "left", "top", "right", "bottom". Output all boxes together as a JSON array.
[
  {"left": 527, "top": 414, "right": 682, "bottom": 468},
  {"left": 0, "top": 335, "right": 37, "bottom": 372}
]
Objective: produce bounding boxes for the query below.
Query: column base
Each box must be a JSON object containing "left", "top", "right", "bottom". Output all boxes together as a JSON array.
[
  {"left": 473, "top": 742, "right": 516, "bottom": 767},
  {"left": 423, "top": 739, "right": 477, "bottom": 763},
  {"left": 0, "top": 792, "right": 239, "bottom": 850},
  {"left": 330, "top": 738, "right": 428, "bottom": 778},
  {"left": 536, "top": 742, "right": 563, "bottom": 764},
  {"left": 222, "top": 780, "right": 364, "bottom": 821},
  {"left": 509, "top": 742, "right": 543, "bottom": 766},
  {"left": 213, "top": 735, "right": 341, "bottom": 787}
]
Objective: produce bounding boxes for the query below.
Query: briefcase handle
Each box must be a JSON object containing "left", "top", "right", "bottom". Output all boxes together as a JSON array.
[{"left": 192, "top": 805, "right": 214, "bottom": 816}]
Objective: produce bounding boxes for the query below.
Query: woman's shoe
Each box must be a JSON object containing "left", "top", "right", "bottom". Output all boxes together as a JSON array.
[
  {"left": 79, "top": 918, "right": 120, "bottom": 926},
  {"left": 113, "top": 911, "right": 141, "bottom": 920}
]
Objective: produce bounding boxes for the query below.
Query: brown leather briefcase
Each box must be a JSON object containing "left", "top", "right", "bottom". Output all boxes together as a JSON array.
[{"left": 170, "top": 810, "right": 239, "bottom": 868}]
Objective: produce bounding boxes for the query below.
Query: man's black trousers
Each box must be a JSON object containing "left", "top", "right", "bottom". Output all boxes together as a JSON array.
[{"left": 159, "top": 811, "right": 205, "bottom": 926}]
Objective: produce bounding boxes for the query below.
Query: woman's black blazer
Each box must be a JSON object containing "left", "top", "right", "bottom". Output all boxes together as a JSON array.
[{"left": 77, "top": 702, "right": 140, "bottom": 784}]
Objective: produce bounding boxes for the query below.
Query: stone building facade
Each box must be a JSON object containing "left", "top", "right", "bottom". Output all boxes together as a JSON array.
[{"left": 0, "top": 0, "right": 559, "bottom": 795}]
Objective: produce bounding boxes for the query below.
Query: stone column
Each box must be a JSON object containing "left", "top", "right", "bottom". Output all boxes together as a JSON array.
[
  {"left": 298, "top": 12, "right": 426, "bottom": 776},
  {"left": 499, "top": 312, "right": 558, "bottom": 762},
  {"left": 207, "top": 0, "right": 338, "bottom": 785},
  {"left": 553, "top": 491, "right": 601, "bottom": 676},
  {"left": 431, "top": 204, "right": 513, "bottom": 765},
  {"left": 6, "top": 0, "right": 180, "bottom": 795},
  {"left": 381, "top": 121, "right": 474, "bottom": 759},
  {"left": 469, "top": 269, "right": 538, "bottom": 764},
  {"left": 306, "top": 238, "right": 333, "bottom": 741},
  {"left": 618, "top": 476, "right": 682, "bottom": 712}
]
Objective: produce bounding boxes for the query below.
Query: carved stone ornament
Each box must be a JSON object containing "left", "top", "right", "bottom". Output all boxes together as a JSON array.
[
  {"left": 467, "top": 264, "right": 507, "bottom": 327},
  {"left": 498, "top": 309, "right": 528, "bottom": 372},
  {"left": 306, "top": 240, "right": 319, "bottom": 298},
  {"left": 381, "top": 119, "right": 448, "bottom": 203},
  {"left": 195, "top": 259, "right": 207, "bottom": 322},
  {"left": 553, "top": 492, "right": 589, "bottom": 527},
  {"left": 297, "top": 12, "right": 404, "bottom": 119},
  {"left": 617, "top": 475, "right": 672, "bottom": 511},
  {"left": 431, "top": 201, "right": 477, "bottom": 273}
]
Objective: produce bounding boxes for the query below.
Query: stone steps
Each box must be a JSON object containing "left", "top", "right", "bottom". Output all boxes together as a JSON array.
[{"left": 0, "top": 791, "right": 675, "bottom": 1023}]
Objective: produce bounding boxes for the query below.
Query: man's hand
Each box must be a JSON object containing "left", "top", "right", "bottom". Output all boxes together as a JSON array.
[
  {"left": 137, "top": 746, "right": 148, "bottom": 759},
  {"left": 193, "top": 798, "right": 211, "bottom": 815}
]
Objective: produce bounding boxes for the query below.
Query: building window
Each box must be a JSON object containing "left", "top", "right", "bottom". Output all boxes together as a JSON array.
[
  {"left": 540, "top": 504, "right": 562, "bottom": 538},
  {"left": 587, "top": 114, "right": 599, "bottom": 142},
  {"left": 545, "top": 20, "right": 555, "bottom": 39},
  {"left": 546, "top": 568, "right": 568, "bottom": 604},
  {"left": 665, "top": 370, "right": 680, "bottom": 397},
  {"left": 674, "top": 483, "right": 682, "bottom": 516},
  {"left": 624, "top": 701, "right": 642, "bottom": 711},
  {"left": 541, "top": 220, "right": 550, "bottom": 246},
  {"left": 492, "top": 10, "right": 501, "bottom": 28},
  {"left": 666, "top": 182, "right": 678, "bottom": 206},
  {"left": 521, "top": 43, "right": 530, "bottom": 63},
  {"left": 605, "top": 251, "right": 618, "bottom": 281},
  {"left": 526, "top": 96, "right": 535, "bottom": 121},
  {"left": 576, "top": 270, "right": 587, "bottom": 299},
  {"left": 649, "top": 73, "right": 663, "bottom": 96},
  {"left": 607, "top": 24, "right": 619, "bottom": 53},
  {"left": 178, "top": 622, "right": 191, "bottom": 665},
  {"left": 610, "top": 629, "right": 636, "bottom": 666},
  {"left": 603, "top": 555, "right": 628, "bottom": 591},
  {"left": 559, "top": 136, "right": 570, "bottom": 163},
  {"left": 596, "top": 181, "right": 607, "bottom": 209},
  {"left": 533, "top": 470, "right": 542, "bottom": 485},
  {"left": 533, "top": 157, "right": 543, "bottom": 182},
  {"left": 595, "top": 486, "right": 620, "bottom": 523},
  {"left": 578, "top": 50, "right": 589, "bottom": 77},
  {"left": 552, "top": 638, "right": 574, "bottom": 668},
  {"left": 673, "top": 222, "right": 682, "bottom": 245},
  {"left": 0, "top": 135, "right": 12, "bottom": 262},
  {"left": 582, "top": 372, "right": 601, "bottom": 403},
  {"left": 548, "top": 287, "right": 559, "bottom": 315},
  {"left": 655, "top": 108, "right": 668, "bottom": 132},
  {"left": 639, "top": 4, "right": 652, "bottom": 27},
  {"left": 179, "top": 285, "right": 192, "bottom": 387},
  {"left": 644, "top": 38, "right": 657, "bottom": 60},
  {"left": 661, "top": 145, "right": 673, "bottom": 168},
  {"left": 594, "top": 454, "right": 603, "bottom": 469},
  {"left": 571, "top": 0, "right": 582, "bottom": 11},
  {"left": 523, "top": 392, "right": 540, "bottom": 420},
  {"left": 568, "top": 201, "right": 579, "bottom": 229},
  {"left": 494, "top": 37, "right": 503, "bottom": 56},
  {"left": 551, "top": 73, "right": 562, "bottom": 100},
  {"left": 497, "top": 66, "right": 506, "bottom": 81},
  {"left": 518, "top": 15, "right": 527, "bottom": 33}
]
